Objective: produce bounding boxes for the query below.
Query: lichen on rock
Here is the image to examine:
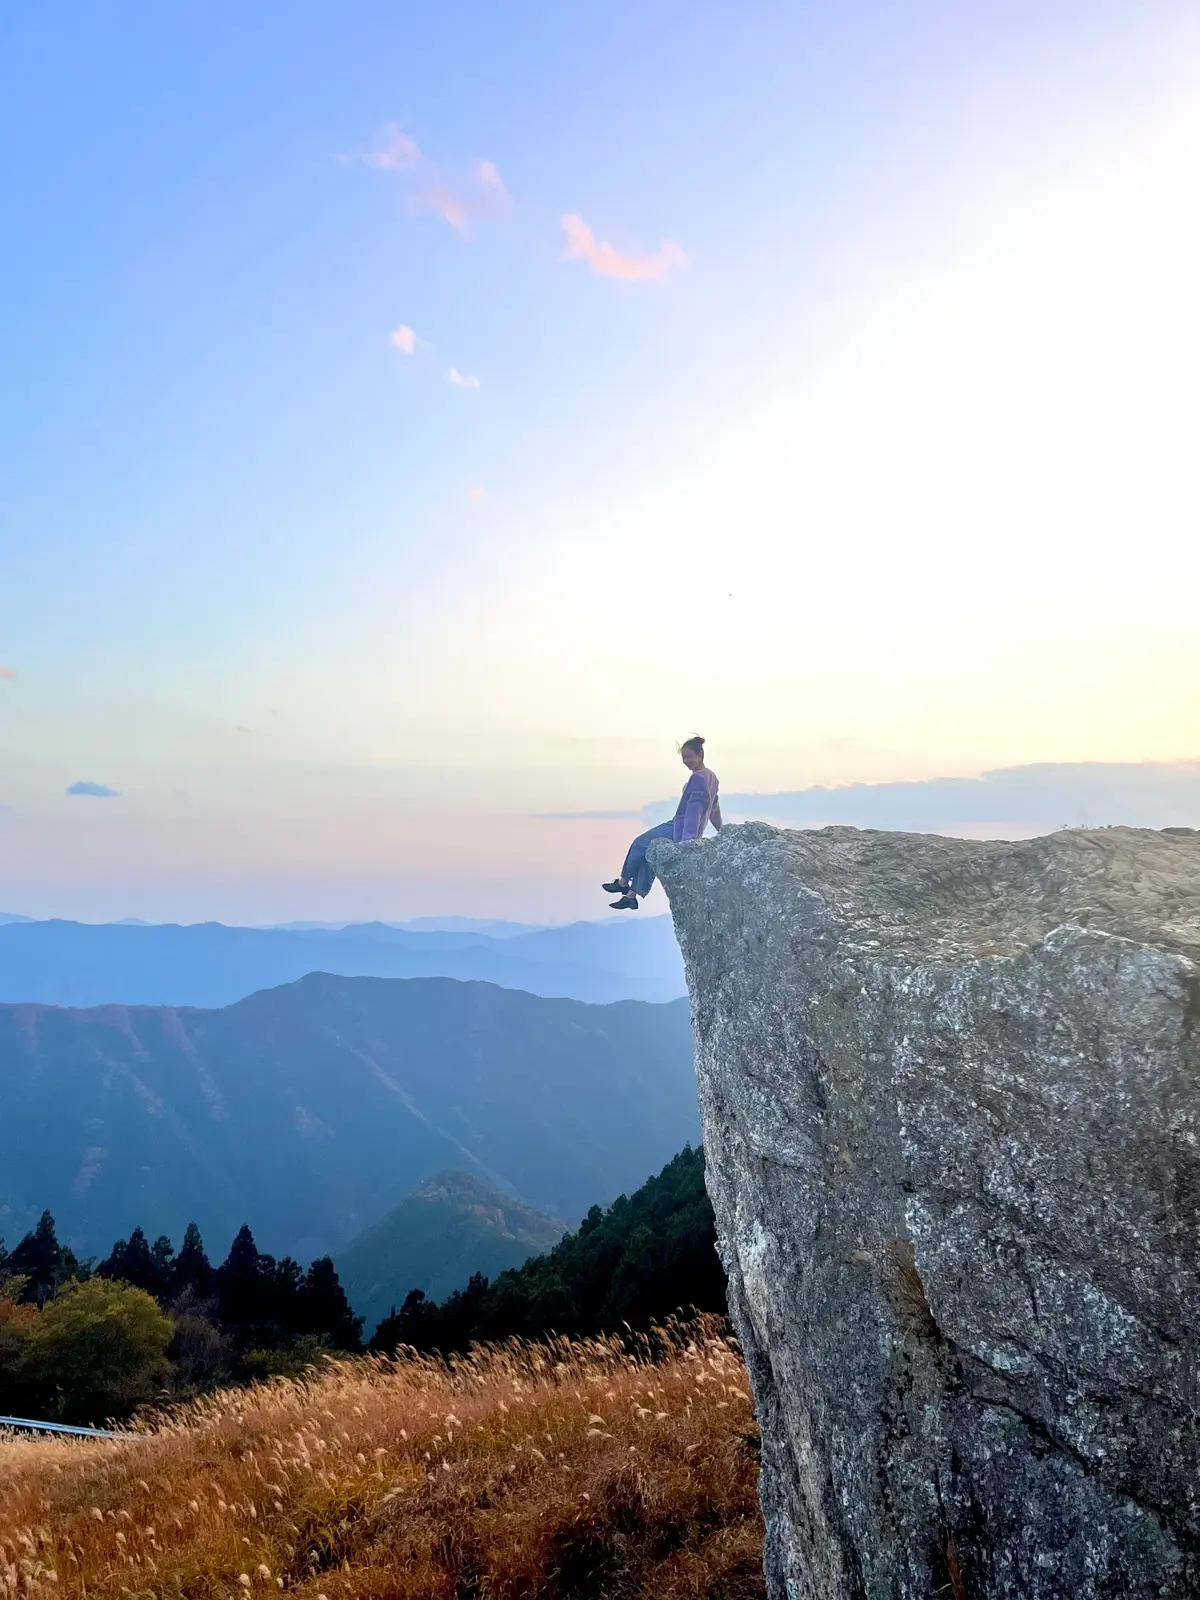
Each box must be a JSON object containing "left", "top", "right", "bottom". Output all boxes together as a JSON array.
[{"left": 649, "top": 824, "right": 1200, "bottom": 1599}]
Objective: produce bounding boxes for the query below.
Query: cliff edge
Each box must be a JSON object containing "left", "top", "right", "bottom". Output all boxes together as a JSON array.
[{"left": 650, "top": 824, "right": 1199, "bottom": 1599}]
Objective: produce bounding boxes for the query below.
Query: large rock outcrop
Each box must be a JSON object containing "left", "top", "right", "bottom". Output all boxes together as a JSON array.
[{"left": 651, "top": 825, "right": 1199, "bottom": 1599}]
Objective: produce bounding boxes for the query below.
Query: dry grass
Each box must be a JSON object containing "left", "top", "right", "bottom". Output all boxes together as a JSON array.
[{"left": 0, "top": 1316, "right": 763, "bottom": 1599}]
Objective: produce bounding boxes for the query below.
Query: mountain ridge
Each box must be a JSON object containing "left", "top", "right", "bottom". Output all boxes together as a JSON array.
[
  {"left": 0, "top": 916, "right": 684, "bottom": 1009},
  {"left": 0, "top": 973, "right": 698, "bottom": 1263}
]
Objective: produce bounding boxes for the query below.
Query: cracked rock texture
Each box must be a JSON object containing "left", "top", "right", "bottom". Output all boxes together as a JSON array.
[{"left": 650, "top": 825, "right": 1200, "bottom": 1599}]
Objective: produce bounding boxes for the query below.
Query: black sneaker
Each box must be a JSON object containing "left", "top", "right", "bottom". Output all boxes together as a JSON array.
[
  {"left": 609, "top": 894, "right": 639, "bottom": 911},
  {"left": 601, "top": 879, "right": 628, "bottom": 894}
]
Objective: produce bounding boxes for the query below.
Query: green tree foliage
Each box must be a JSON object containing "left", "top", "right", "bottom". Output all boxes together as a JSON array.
[
  {"left": 167, "top": 1308, "right": 231, "bottom": 1389},
  {"left": 371, "top": 1146, "right": 725, "bottom": 1354},
  {"left": 17, "top": 1278, "right": 173, "bottom": 1425},
  {"left": 0, "top": 1291, "right": 38, "bottom": 1412},
  {"left": 2, "top": 1148, "right": 709, "bottom": 1421},
  {"left": 0, "top": 1211, "right": 361, "bottom": 1423}
]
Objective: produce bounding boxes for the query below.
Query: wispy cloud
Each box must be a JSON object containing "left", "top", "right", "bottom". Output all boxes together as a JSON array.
[
  {"left": 356, "top": 123, "right": 421, "bottom": 171},
  {"left": 389, "top": 325, "right": 482, "bottom": 390},
  {"left": 67, "top": 780, "right": 120, "bottom": 798},
  {"left": 560, "top": 214, "right": 687, "bottom": 282},
  {"left": 477, "top": 159, "right": 507, "bottom": 193},
  {"left": 427, "top": 188, "right": 468, "bottom": 232},
  {"left": 349, "top": 124, "right": 508, "bottom": 236},
  {"left": 468, "top": 485, "right": 485, "bottom": 503},
  {"left": 0, "top": 666, "right": 16, "bottom": 682}
]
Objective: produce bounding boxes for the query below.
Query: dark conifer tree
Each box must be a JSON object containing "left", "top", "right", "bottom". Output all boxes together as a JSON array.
[
  {"left": 303, "top": 1257, "right": 363, "bottom": 1351},
  {"left": 217, "top": 1225, "right": 265, "bottom": 1326},
  {"left": 7, "top": 1212, "right": 80, "bottom": 1305},
  {"left": 268, "top": 1256, "right": 305, "bottom": 1331},
  {"left": 98, "top": 1226, "right": 162, "bottom": 1296},
  {"left": 151, "top": 1234, "right": 175, "bottom": 1288},
  {"left": 170, "top": 1222, "right": 213, "bottom": 1301}
]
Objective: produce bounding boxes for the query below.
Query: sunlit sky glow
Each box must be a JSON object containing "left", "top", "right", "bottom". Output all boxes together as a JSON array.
[{"left": 2, "top": 3, "right": 1198, "bottom": 920}]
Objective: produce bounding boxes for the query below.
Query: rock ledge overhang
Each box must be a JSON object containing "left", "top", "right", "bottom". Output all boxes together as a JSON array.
[{"left": 650, "top": 823, "right": 1199, "bottom": 1600}]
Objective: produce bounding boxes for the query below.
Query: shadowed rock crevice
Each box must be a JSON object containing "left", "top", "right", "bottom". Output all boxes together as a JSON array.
[{"left": 650, "top": 824, "right": 1200, "bottom": 1600}]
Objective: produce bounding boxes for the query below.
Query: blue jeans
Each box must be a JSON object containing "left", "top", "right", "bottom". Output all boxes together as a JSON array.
[{"left": 621, "top": 822, "right": 676, "bottom": 898}]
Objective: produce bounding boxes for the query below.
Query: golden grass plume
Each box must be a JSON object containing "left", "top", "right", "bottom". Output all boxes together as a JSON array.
[{"left": 0, "top": 1314, "right": 763, "bottom": 1598}]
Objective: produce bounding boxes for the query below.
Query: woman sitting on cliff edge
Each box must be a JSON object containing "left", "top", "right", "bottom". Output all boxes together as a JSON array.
[{"left": 603, "top": 736, "right": 723, "bottom": 911}]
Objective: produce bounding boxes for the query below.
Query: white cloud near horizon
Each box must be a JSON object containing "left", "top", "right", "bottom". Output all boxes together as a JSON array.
[
  {"left": 448, "top": 367, "right": 480, "bottom": 388},
  {"left": 560, "top": 213, "right": 687, "bottom": 281},
  {"left": 67, "top": 780, "right": 120, "bottom": 798},
  {"left": 647, "top": 760, "right": 1200, "bottom": 835}
]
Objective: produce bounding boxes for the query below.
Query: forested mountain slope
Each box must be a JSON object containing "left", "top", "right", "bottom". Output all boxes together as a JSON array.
[
  {"left": 0, "top": 975, "right": 697, "bottom": 1260},
  {"left": 336, "top": 1170, "right": 567, "bottom": 1336}
]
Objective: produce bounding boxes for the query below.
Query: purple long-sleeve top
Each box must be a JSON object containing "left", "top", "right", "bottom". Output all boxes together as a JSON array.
[{"left": 673, "top": 769, "right": 722, "bottom": 842}]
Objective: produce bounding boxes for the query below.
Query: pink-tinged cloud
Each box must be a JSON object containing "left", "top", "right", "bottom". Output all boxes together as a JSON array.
[
  {"left": 0, "top": 666, "right": 15, "bottom": 682},
  {"left": 449, "top": 368, "right": 480, "bottom": 388},
  {"left": 352, "top": 124, "right": 466, "bottom": 229},
  {"left": 468, "top": 485, "right": 485, "bottom": 503},
  {"left": 390, "top": 324, "right": 418, "bottom": 354},
  {"left": 560, "top": 214, "right": 687, "bottom": 282},
  {"left": 358, "top": 123, "right": 422, "bottom": 171},
  {"left": 426, "top": 188, "right": 468, "bottom": 233},
  {"left": 350, "top": 125, "right": 507, "bottom": 236}
]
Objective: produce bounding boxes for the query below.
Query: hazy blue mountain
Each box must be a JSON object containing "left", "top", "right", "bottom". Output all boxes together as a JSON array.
[
  {"left": 0, "top": 912, "right": 32, "bottom": 925},
  {"left": 0, "top": 975, "right": 697, "bottom": 1261},
  {"left": 270, "top": 917, "right": 546, "bottom": 937},
  {"left": 394, "top": 917, "right": 551, "bottom": 938},
  {"left": 336, "top": 1170, "right": 567, "bottom": 1335},
  {"left": 0, "top": 915, "right": 685, "bottom": 1009}
]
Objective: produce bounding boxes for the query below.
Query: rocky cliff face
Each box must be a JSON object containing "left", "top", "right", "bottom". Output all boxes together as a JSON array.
[{"left": 651, "top": 825, "right": 1199, "bottom": 1599}]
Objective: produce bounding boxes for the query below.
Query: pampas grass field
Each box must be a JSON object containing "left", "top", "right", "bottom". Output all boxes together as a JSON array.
[{"left": 0, "top": 1316, "right": 764, "bottom": 1599}]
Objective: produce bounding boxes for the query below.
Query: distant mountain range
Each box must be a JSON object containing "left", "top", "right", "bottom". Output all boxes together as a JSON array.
[
  {"left": 0, "top": 915, "right": 685, "bottom": 1009},
  {"left": 0, "top": 974, "right": 698, "bottom": 1262},
  {"left": 271, "top": 917, "right": 547, "bottom": 937},
  {"left": 336, "top": 1170, "right": 567, "bottom": 1336}
]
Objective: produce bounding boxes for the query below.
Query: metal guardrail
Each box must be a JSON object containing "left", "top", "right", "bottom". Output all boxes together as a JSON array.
[{"left": 0, "top": 1415, "right": 118, "bottom": 1440}]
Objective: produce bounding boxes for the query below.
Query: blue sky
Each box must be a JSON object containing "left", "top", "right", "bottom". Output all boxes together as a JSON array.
[{"left": 2, "top": 2, "right": 1198, "bottom": 920}]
